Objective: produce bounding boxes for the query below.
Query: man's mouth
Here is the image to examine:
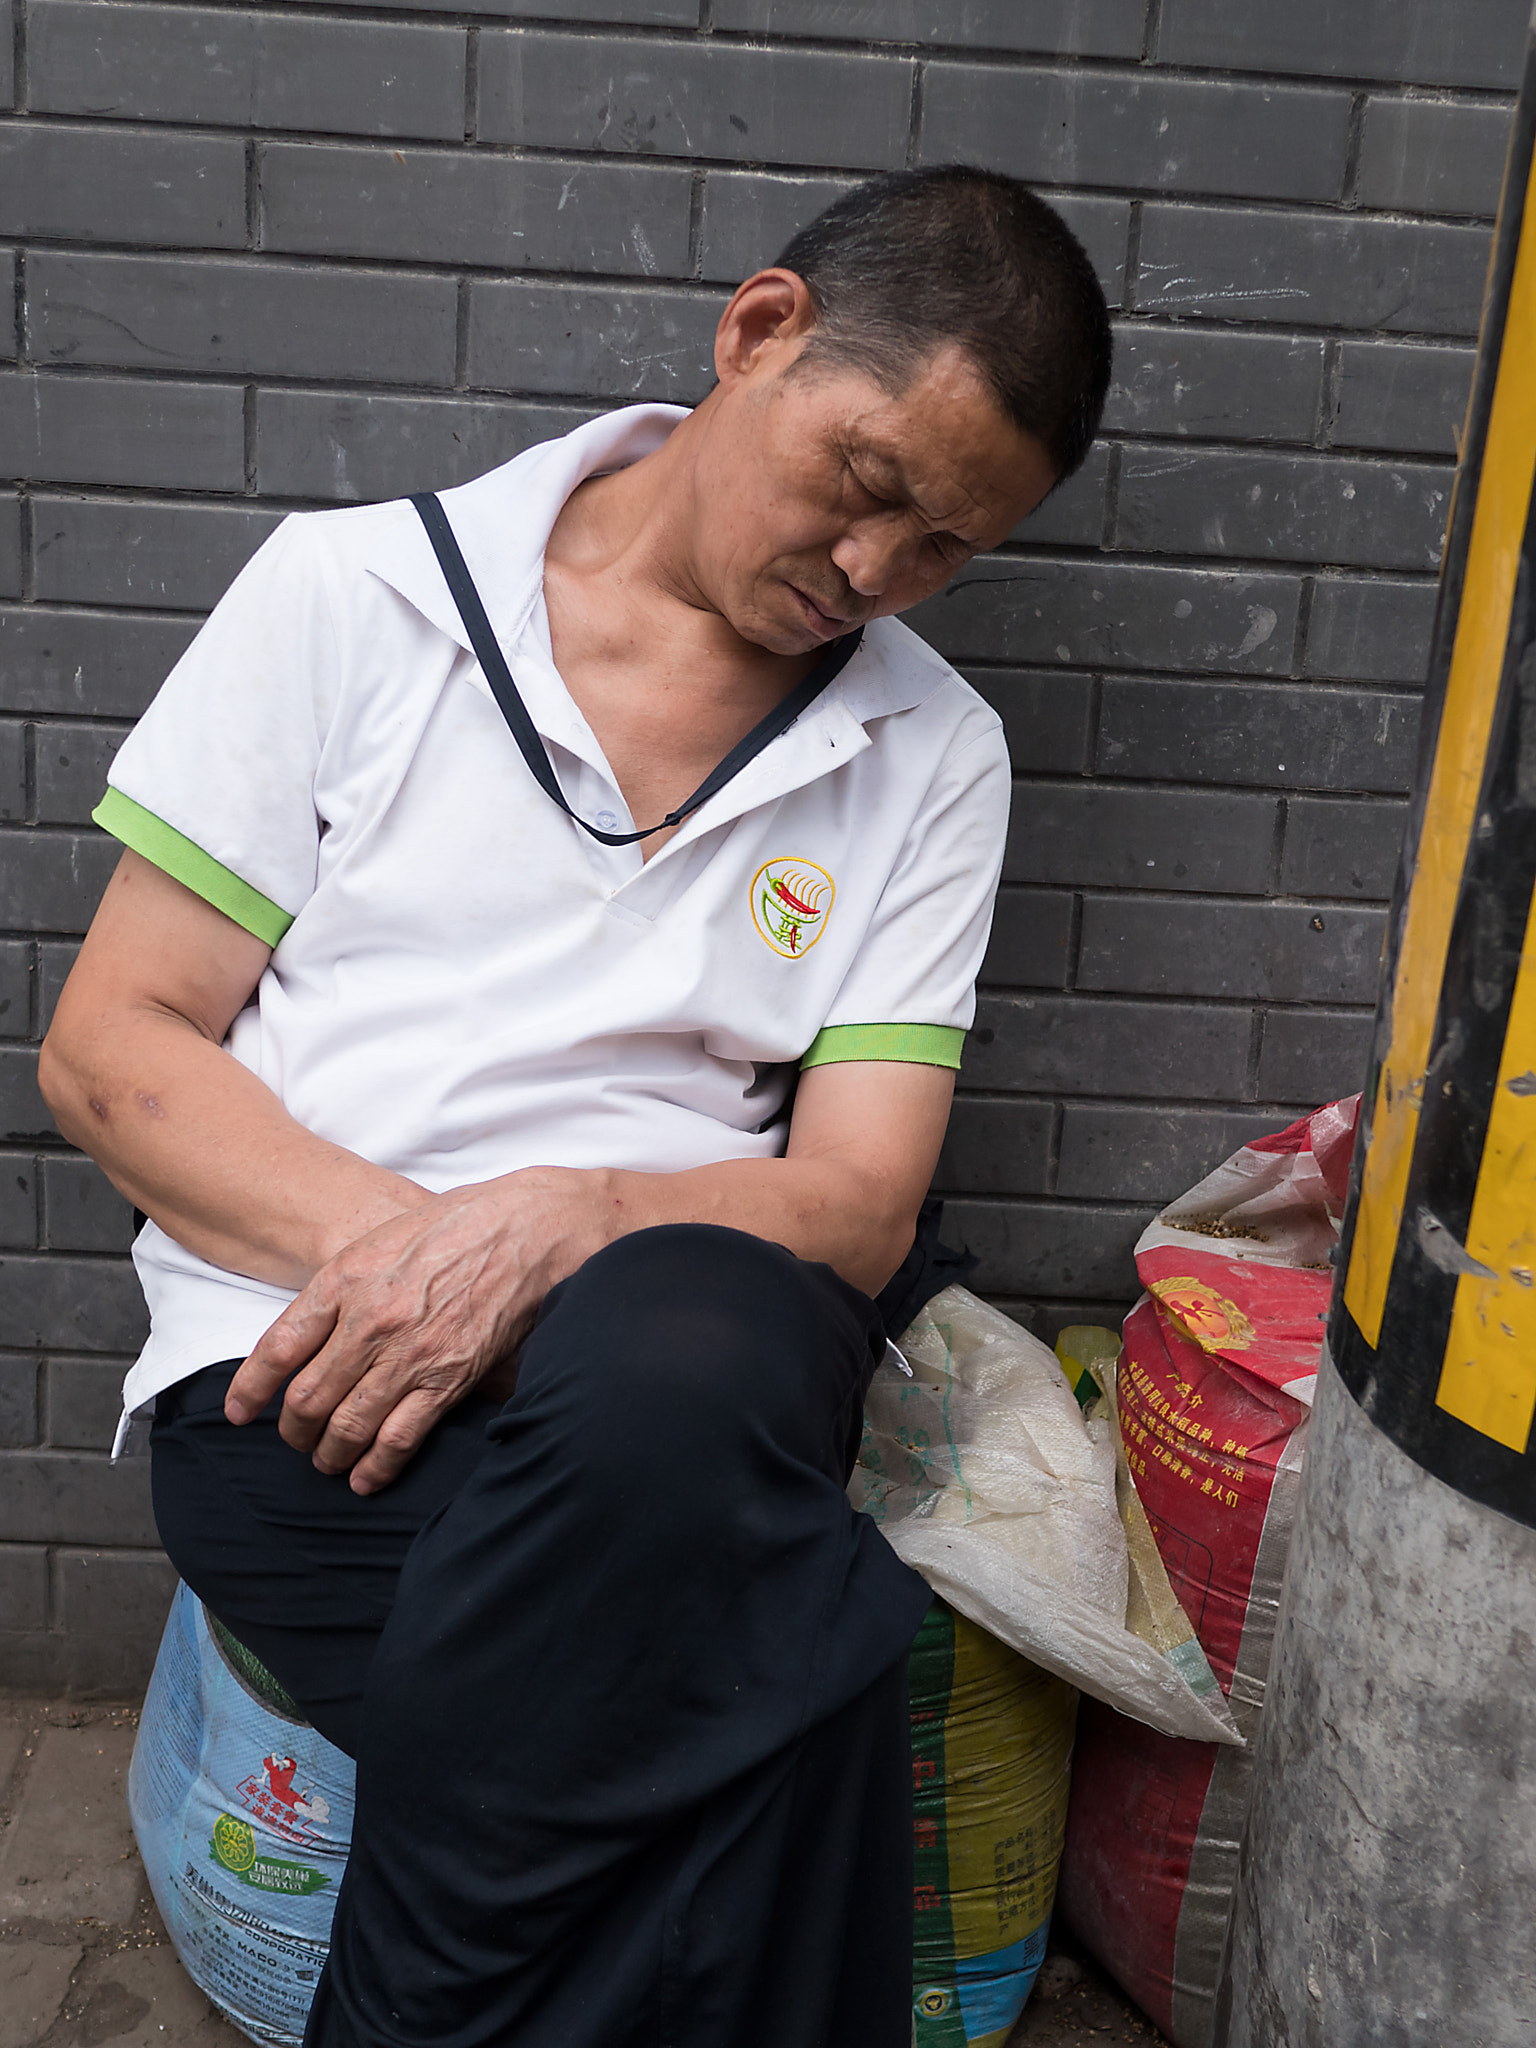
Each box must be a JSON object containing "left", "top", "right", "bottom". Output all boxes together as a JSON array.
[{"left": 787, "top": 584, "right": 857, "bottom": 635}]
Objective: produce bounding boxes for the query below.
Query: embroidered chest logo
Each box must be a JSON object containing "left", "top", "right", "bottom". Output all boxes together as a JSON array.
[{"left": 751, "top": 859, "right": 835, "bottom": 958}]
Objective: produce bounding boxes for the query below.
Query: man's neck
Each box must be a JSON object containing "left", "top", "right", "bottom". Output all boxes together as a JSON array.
[
  {"left": 547, "top": 415, "right": 702, "bottom": 616},
  {"left": 539, "top": 406, "right": 818, "bottom": 856},
  {"left": 544, "top": 403, "right": 805, "bottom": 691}
]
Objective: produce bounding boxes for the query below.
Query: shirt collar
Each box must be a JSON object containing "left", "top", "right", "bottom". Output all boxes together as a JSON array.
[
  {"left": 633, "top": 624, "right": 964, "bottom": 876},
  {"left": 364, "top": 403, "right": 689, "bottom": 655},
  {"left": 835, "top": 615, "right": 964, "bottom": 724}
]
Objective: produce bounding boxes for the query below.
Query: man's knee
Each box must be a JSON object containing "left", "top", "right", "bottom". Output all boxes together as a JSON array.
[
  {"left": 560, "top": 1221, "right": 806, "bottom": 1334},
  {"left": 517, "top": 1223, "right": 875, "bottom": 1474}
]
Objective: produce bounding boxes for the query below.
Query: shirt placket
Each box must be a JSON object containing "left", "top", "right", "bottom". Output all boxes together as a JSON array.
[
  {"left": 506, "top": 629, "right": 646, "bottom": 892},
  {"left": 605, "top": 695, "right": 873, "bottom": 922}
]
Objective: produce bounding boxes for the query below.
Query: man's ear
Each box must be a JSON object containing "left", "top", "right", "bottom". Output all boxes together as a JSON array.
[{"left": 713, "top": 269, "right": 819, "bottom": 388}]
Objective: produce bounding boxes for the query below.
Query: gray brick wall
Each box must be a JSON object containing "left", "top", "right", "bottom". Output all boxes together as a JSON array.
[{"left": 0, "top": 0, "right": 1526, "bottom": 1691}]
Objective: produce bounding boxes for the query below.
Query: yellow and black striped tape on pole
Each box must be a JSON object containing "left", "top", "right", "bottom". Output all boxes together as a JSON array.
[{"left": 1333, "top": 22, "right": 1536, "bottom": 1524}]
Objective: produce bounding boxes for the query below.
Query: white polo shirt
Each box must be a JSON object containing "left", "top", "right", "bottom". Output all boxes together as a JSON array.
[{"left": 97, "top": 404, "right": 1010, "bottom": 1437}]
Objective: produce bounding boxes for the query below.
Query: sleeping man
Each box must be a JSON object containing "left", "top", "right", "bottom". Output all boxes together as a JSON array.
[{"left": 42, "top": 166, "right": 1110, "bottom": 2048}]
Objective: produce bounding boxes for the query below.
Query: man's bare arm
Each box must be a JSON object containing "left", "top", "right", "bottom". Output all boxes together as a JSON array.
[
  {"left": 40, "top": 852, "right": 433, "bottom": 1286},
  {"left": 46, "top": 851, "right": 954, "bottom": 1495},
  {"left": 227, "top": 1056, "right": 952, "bottom": 1494}
]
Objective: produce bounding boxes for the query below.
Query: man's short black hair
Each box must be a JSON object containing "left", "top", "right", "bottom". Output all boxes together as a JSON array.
[{"left": 775, "top": 165, "right": 1113, "bottom": 481}]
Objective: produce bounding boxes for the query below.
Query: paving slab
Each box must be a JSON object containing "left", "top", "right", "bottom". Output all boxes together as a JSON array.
[
  {"left": 0, "top": 1721, "right": 143, "bottom": 1925},
  {"left": 0, "top": 1939, "right": 82, "bottom": 2048},
  {"left": 42, "top": 1938, "right": 238, "bottom": 2047}
]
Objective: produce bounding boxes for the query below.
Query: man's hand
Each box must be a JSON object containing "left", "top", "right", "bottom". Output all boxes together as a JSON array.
[
  {"left": 226, "top": 1167, "right": 617, "bottom": 1494},
  {"left": 221, "top": 1060, "right": 954, "bottom": 1497}
]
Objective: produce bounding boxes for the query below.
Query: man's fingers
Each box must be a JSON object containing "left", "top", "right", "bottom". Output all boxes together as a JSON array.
[
  {"left": 226, "top": 1287, "right": 343, "bottom": 1425},
  {"left": 277, "top": 1342, "right": 380, "bottom": 1455},
  {"left": 221, "top": 1185, "right": 538, "bottom": 1468},
  {"left": 306, "top": 1355, "right": 428, "bottom": 1473},
  {"left": 346, "top": 1390, "right": 451, "bottom": 1495}
]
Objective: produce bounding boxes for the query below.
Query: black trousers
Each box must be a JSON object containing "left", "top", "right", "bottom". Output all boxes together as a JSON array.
[{"left": 150, "top": 1224, "right": 933, "bottom": 2048}]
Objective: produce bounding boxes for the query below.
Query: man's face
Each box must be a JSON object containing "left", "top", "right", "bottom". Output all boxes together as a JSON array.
[{"left": 689, "top": 329, "right": 1061, "bottom": 657}]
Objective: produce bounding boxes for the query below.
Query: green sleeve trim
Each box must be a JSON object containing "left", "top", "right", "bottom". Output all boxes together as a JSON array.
[
  {"left": 800, "top": 1023, "right": 965, "bottom": 1071},
  {"left": 93, "top": 787, "right": 294, "bottom": 948}
]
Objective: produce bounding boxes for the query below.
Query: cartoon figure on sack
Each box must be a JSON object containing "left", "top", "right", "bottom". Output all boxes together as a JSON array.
[{"left": 238, "top": 1753, "right": 332, "bottom": 1840}]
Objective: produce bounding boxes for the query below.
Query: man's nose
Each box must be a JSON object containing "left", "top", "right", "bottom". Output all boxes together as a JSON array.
[{"left": 830, "top": 520, "right": 919, "bottom": 598}]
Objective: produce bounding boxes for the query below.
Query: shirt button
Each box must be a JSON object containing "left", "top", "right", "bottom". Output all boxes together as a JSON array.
[{"left": 594, "top": 809, "right": 620, "bottom": 830}]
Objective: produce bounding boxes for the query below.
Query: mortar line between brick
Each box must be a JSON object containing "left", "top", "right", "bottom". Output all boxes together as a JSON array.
[
  {"left": 1121, "top": 199, "right": 1143, "bottom": 311},
  {"left": 16, "top": 491, "right": 32, "bottom": 604},
  {"left": 242, "top": 384, "right": 257, "bottom": 494},
  {"left": 34, "top": 1148, "right": 50, "bottom": 1258},
  {"left": 905, "top": 57, "right": 923, "bottom": 169},
  {"left": 1064, "top": 892, "right": 1084, "bottom": 991},
  {"left": 246, "top": 139, "right": 261, "bottom": 251},
  {"left": 952, "top": 1083, "right": 1338, "bottom": 1108},
  {"left": 0, "top": 1242, "right": 148, "bottom": 1262},
  {"left": 1101, "top": 442, "right": 1122, "bottom": 551},
  {"left": 1140, "top": 0, "right": 1164, "bottom": 66},
  {"left": 454, "top": 276, "right": 471, "bottom": 389},
  {"left": 1292, "top": 574, "right": 1316, "bottom": 677},
  {"left": 2, "top": 714, "right": 145, "bottom": 735},
  {"left": 929, "top": 1191, "right": 1222, "bottom": 1214},
  {"left": 1046, "top": 1101, "right": 1064, "bottom": 1195},
  {"left": 1342, "top": 89, "right": 1369, "bottom": 208},
  {"left": 1010, "top": 775, "right": 1417, "bottom": 807},
  {"left": 1318, "top": 338, "right": 1344, "bottom": 447},
  {"left": 12, "top": 0, "right": 26, "bottom": 111},
  {"left": 0, "top": 1342, "right": 138, "bottom": 1363},
  {"left": 987, "top": 921, "right": 1392, "bottom": 958},
  {"left": 1004, "top": 877, "right": 1400, "bottom": 911},
  {"left": 1246, "top": 1011, "right": 1267, "bottom": 1102},
  {"left": 12, "top": 244, "right": 738, "bottom": 296},
  {"left": 687, "top": 170, "right": 704, "bottom": 280},
  {"left": 1269, "top": 794, "right": 1289, "bottom": 894},
  {"left": 1084, "top": 671, "right": 1104, "bottom": 775}
]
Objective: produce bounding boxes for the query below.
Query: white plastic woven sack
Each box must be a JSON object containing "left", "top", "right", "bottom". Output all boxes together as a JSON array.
[
  {"left": 855, "top": 1286, "right": 1239, "bottom": 1746},
  {"left": 128, "top": 1582, "right": 355, "bottom": 2046}
]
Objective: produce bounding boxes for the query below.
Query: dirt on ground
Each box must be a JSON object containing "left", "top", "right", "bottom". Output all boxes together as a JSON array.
[
  {"left": 0, "top": 1694, "right": 239, "bottom": 2046},
  {"left": 0, "top": 1691, "right": 1168, "bottom": 2048},
  {"left": 1012, "top": 1938, "right": 1171, "bottom": 2045}
]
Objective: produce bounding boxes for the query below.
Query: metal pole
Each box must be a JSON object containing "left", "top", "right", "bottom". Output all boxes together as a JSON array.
[{"left": 1215, "top": 12, "right": 1536, "bottom": 2043}]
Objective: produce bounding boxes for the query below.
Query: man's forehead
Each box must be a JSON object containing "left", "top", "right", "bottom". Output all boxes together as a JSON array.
[{"left": 836, "top": 347, "right": 991, "bottom": 432}]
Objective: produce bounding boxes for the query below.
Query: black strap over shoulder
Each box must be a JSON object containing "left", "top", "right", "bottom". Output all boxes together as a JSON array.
[{"left": 410, "top": 490, "right": 864, "bottom": 847}]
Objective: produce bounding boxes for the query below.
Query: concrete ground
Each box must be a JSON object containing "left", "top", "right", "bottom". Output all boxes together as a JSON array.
[{"left": 0, "top": 1693, "right": 1168, "bottom": 2048}]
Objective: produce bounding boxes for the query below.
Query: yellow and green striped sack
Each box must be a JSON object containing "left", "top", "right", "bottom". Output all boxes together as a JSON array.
[{"left": 909, "top": 1599, "right": 1078, "bottom": 2047}]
